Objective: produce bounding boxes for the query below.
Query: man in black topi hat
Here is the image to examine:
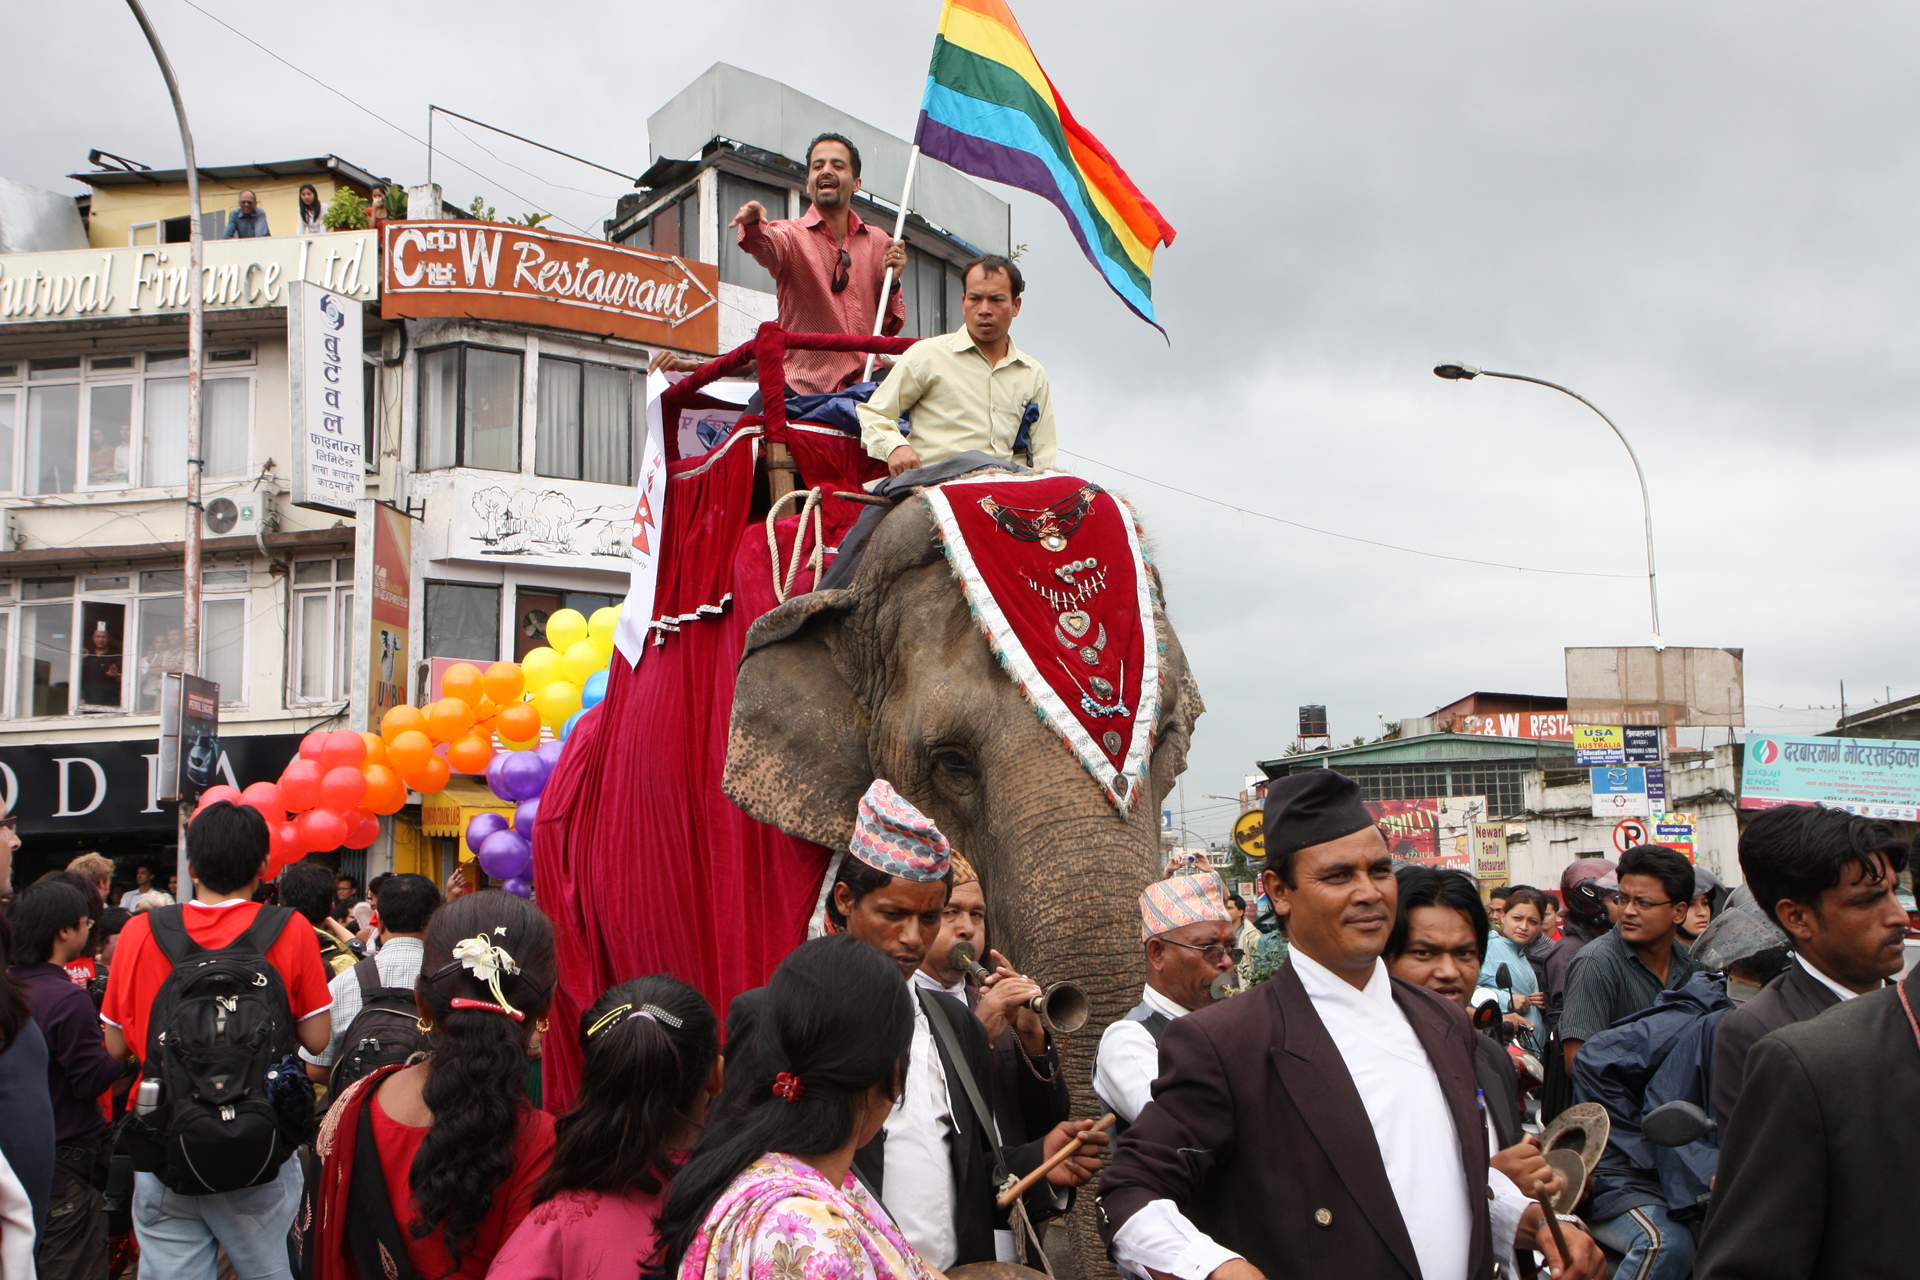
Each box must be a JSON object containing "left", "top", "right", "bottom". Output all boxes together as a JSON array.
[{"left": 1098, "top": 770, "right": 1602, "bottom": 1280}]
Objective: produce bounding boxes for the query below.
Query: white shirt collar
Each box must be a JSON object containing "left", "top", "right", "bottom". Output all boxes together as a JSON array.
[
  {"left": 910, "top": 968, "right": 967, "bottom": 998},
  {"left": 1139, "top": 983, "right": 1191, "bottom": 1020},
  {"left": 1794, "top": 951, "right": 1864, "bottom": 1002},
  {"left": 1289, "top": 946, "right": 1397, "bottom": 1012}
]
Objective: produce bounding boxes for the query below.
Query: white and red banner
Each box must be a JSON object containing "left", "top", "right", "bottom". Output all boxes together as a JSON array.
[{"left": 614, "top": 371, "right": 672, "bottom": 666}]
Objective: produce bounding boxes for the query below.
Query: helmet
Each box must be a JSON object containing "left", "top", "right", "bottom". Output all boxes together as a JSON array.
[
  {"left": 1561, "top": 857, "right": 1618, "bottom": 922},
  {"left": 1690, "top": 900, "right": 1791, "bottom": 980}
]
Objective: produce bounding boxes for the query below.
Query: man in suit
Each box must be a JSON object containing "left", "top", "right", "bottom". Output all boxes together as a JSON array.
[
  {"left": 728, "top": 780, "right": 1104, "bottom": 1270},
  {"left": 1695, "top": 963, "right": 1920, "bottom": 1280},
  {"left": 1098, "top": 770, "right": 1603, "bottom": 1280},
  {"left": 1709, "top": 802, "right": 1910, "bottom": 1129}
]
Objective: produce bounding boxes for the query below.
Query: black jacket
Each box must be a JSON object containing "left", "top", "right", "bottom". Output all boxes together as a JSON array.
[
  {"left": 727, "top": 984, "right": 1061, "bottom": 1266},
  {"left": 1472, "top": 1032, "right": 1525, "bottom": 1151},
  {"left": 1708, "top": 960, "right": 1841, "bottom": 1131},
  {"left": 1696, "top": 970, "right": 1920, "bottom": 1280}
]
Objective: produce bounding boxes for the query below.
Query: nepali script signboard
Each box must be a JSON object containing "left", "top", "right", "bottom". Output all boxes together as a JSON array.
[
  {"left": 1740, "top": 733, "right": 1920, "bottom": 822},
  {"left": 286, "top": 281, "right": 365, "bottom": 515},
  {"left": 382, "top": 222, "right": 719, "bottom": 354}
]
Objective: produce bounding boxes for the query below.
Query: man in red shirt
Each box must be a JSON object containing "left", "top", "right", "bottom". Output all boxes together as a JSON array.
[
  {"left": 101, "top": 801, "right": 332, "bottom": 1280},
  {"left": 655, "top": 133, "right": 907, "bottom": 394}
]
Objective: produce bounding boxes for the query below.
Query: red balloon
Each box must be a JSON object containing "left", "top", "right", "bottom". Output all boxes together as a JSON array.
[
  {"left": 259, "top": 860, "right": 281, "bottom": 881},
  {"left": 319, "top": 729, "right": 367, "bottom": 772},
  {"left": 280, "top": 759, "right": 324, "bottom": 813},
  {"left": 298, "top": 731, "right": 328, "bottom": 761},
  {"left": 197, "top": 785, "right": 243, "bottom": 810},
  {"left": 319, "top": 766, "right": 368, "bottom": 811},
  {"left": 240, "top": 781, "right": 286, "bottom": 823},
  {"left": 278, "top": 822, "right": 304, "bottom": 855},
  {"left": 297, "top": 807, "right": 348, "bottom": 852},
  {"left": 346, "top": 815, "right": 380, "bottom": 849}
]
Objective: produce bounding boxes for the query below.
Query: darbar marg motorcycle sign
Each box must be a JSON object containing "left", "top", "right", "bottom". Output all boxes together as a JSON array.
[{"left": 382, "top": 222, "right": 720, "bottom": 354}]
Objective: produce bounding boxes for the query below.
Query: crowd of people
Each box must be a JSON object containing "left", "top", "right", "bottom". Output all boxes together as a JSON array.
[{"left": 0, "top": 745, "right": 1914, "bottom": 1280}]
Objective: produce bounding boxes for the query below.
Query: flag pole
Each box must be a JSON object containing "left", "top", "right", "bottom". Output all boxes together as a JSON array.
[{"left": 862, "top": 143, "right": 921, "bottom": 382}]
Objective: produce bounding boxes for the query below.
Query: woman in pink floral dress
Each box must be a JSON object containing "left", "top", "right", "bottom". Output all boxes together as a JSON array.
[{"left": 650, "top": 935, "right": 933, "bottom": 1280}]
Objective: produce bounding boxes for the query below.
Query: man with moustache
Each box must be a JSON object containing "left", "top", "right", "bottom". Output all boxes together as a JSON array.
[
  {"left": 655, "top": 133, "right": 906, "bottom": 394},
  {"left": 1097, "top": 770, "right": 1602, "bottom": 1280},
  {"left": 727, "top": 781, "right": 1103, "bottom": 1271}
]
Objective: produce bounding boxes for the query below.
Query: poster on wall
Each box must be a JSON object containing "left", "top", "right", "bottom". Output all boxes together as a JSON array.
[
  {"left": 157, "top": 673, "right": 220, "bottom": 803},
  {"left": 1365, "top": 796, "right": 1488, "bottom": 868},
  {"left": 286, "top": 280, "right": 366, "bottom": 515},
  {"left": 351, "top": 500, "right": 414, "bottom": 731}
]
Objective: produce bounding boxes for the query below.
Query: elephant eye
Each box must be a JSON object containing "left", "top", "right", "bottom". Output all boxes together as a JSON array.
[{"left": 929, "top": 746, "right": 977, "bottom": 791}]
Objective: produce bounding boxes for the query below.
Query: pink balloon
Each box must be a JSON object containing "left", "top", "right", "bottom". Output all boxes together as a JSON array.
[{"left": 319, "top": 766, "right": 368, "bottom": 811}]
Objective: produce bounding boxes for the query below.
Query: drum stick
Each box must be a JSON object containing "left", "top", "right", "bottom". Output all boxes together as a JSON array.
[
  {"left": 1532, "top": 1186, "right": 1571, "bottom": 1266},
  {"left": 996, "top": 1113, "right": 1116, "bottom": 1208}
]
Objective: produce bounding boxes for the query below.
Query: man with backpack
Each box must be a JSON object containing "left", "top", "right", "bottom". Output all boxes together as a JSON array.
[
  {"left": 301, "top": 872, "right": 440, "bottom": 1094},
  {"left": 100, "top": 801, "right": 333, "bottom": 1280}
]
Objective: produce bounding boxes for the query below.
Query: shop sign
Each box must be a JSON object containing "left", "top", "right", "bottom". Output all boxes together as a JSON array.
[
  {"left": 350, "top": 500, "right": 414, "bottom": 731},
  {"left": 382, "top": 222, "right": 719, "bottom": 354},
  {"left": 0, "top": 232, "right": 378, "bottom": 323},
  {"left": 287, "top": 281, "right": 365, "bottom": 514},
  {"left": 1573, "top": 726, "right": 1625, "bottom": 766},
  {"left": 1590, "top": 767, "right": 1651, "bottom": 817},
  {"left": 1454, "top": 711, "right": 1574, "bottom": 740},
  {"left": 1740, "top": 733, "right": 1920, "bottom": 822},
  {"left": 1654, "top": 812, "right": 1697, "bottom": 860},
  {"left": 1624, "top": 726, "right": 1662, "bottom": 763},
  {"left": 1365, "top": 796, "right": 1487, "bottom": 868},
  {"left": 0, "top": 734, "right": 303, "bottom": 836},
  {"left": 1232, "top": 808, "right": 1265, "bottom": 859},
  {"left": 1471, "top": 822, "right": 1508, "bottom": 886}
]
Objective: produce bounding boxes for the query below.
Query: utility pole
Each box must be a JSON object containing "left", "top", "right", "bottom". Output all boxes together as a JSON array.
[{"left": 125, "top": 0, "right": 203, "bottom": 897}]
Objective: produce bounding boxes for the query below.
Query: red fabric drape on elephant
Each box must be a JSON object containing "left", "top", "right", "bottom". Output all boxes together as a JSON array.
[{"left": 531, "top": 416, "right": 881, "bottom": 1113}]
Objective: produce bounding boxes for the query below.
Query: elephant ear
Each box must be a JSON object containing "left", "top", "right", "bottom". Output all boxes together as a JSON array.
[{"left": 724, "top": 588, "right": 873, "bottom": 849}]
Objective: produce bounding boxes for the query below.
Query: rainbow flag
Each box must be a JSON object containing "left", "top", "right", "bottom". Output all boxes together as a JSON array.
[{"left": 915, "top": 0, "right": 1176, "bottom": 331}]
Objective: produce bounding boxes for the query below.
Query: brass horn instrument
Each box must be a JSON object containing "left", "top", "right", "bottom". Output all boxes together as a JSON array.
[{"left": 948, "top": 942, "right": 1090, "bottom": 1036}]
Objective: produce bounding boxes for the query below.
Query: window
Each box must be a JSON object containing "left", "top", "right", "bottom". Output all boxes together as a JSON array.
[
  {"left": 417, "top": 345, "right": 521, "bottom": 472},
  {"left": 536, "top": 357, "right": 634, "bottom": 485},
  {"left": 425, "top": 582, "right": 499, "bottom": 662},
  {"left": 718, "top": 174, "right": 789, "bottom": 290},
  {"left": 631, "top": 188, "right": 701, "bottom": 258},
  {"left": 903, "top": 247, "right": 965, "bottom": 339},
  {"left": 289, "top": 557, "right": 354, "bottom": 704},
  {"left": 513, "top": 588, "right": 615, "bottom": 662},
  {"left": 2, "top": 347, "right": 255, "bottom": 495}
]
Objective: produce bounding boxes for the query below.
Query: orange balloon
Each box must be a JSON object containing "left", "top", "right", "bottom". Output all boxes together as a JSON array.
[
  {"left": 381, "top": 705, "right": 428, "bottom": 743},
  {"left": 483, "top": 661, "right": 525, "bottom": 705},
  {"left": 496, "top": 702, "right": 541, "bottom": 744},
  {"left": 446, "top": 732, "right": 494, "bottom": 775},
  {"left": 425, "top": 698, "right": 476, "bottom": 744},
  {"left": 406, "top": 755, "right": 451, "bottom": 795},
  {"left": 387, "top": 729, "right": 433, "bottom": 776},
  {"left": 359, "top": 731, "right": 389, "bottom": 769},
  {"left": 441, "top": 663, "right": 486, "bottom": 708},
  {"left": 362, "top": 765, "right": 406, "bottom": 816}
]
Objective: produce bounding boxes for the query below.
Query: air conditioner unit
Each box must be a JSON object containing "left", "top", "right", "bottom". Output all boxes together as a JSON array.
[{"left": 202, "top": 489, "right": 267, "bottom": 538}]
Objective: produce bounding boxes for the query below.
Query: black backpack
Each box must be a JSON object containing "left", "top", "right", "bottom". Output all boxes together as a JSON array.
[
  {"left": 136, "top": 904, "right": 304, "bottom": 1195},
  {"left": 328, "top": 955, "right": 430, "bottom": 1102}
]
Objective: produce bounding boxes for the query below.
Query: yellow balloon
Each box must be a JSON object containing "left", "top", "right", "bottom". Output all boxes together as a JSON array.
[
  {"left": 521, "top": 646, "right": 564, "bottom": 692},
  {"left": 545, "top": 608, "right": 588, "bottom": 652},
  {"left": 590, "top": 635, "right": 615, "bottom": 662},
  {"left": 498, "top": 732, "right": 541, "bottom": 752},
  {"left": 561, "top": 640, "right": 604, "bottom": 686},
  {"left": 532, "top": 679, "right": 582, "bottom": 727},
  {"left": 587, "top": 606, "right": 619, "bottom": 647}
]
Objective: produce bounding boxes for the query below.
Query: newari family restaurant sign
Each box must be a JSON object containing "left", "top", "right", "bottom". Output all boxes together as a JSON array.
[{"left": 382, "top": 222, "right": 720, "bottom": 354}]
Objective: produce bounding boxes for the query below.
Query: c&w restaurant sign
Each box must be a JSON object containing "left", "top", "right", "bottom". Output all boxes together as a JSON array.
[
  {"left": 0, "top": 735, "right": 302, "bottom": 836},
  {"left": 382, "top": 221, "right": 719, "bottom": 353}
]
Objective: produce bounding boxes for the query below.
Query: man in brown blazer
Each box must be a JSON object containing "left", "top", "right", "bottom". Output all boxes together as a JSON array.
[
  {"left": 1098, "top": 770, "right": 1602, "bottom": 1280},
  {"left": 1709, "top": 802, "right": 1910, "bottom": 1129}
]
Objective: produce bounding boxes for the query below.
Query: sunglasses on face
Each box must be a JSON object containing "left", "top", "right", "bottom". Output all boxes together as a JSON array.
[{"left": 830, "top": 248, "right": 851, "bottom": 294}]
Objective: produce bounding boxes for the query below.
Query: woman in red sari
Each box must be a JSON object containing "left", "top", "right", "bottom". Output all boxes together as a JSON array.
[{"left": 305, "top": 891, "right": 557, "bottom": 1280}]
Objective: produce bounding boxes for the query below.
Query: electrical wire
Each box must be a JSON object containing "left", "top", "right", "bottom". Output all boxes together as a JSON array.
[{"left": 437, "top": 118, "right": 624, "bottom": 204}]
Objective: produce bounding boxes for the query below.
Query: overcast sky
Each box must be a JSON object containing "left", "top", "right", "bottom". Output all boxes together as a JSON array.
[{"left": 10, "top": 0, "right": 1918, "bottom": 845}]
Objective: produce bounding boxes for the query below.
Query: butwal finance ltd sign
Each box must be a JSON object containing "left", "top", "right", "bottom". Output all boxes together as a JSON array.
[
  {"left": 382, "top": 222, "right": 719, "bottom": 354},
  {"left": 0, "top": 232, "right": 379, "bottom": 322}
]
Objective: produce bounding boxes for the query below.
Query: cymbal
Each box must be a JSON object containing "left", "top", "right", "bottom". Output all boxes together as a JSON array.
[{"left": 1538, "top": 1101, "right": 1611, "bottom": 1211}]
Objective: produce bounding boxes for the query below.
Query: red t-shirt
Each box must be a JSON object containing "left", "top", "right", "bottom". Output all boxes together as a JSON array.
[
  {"left": 101, "top": 899, "right": 333, "bottom": 1064},
  {"left": 63, "top": 955, "right": 96, "bottom": 985},
  {"left": 372, "top": 1089, "right": 556, "bottom": 1278}
]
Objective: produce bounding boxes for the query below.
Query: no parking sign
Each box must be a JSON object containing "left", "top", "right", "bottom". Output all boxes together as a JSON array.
[{"left": 1613, "top": 817, "right": 1651, "bottom": 853}]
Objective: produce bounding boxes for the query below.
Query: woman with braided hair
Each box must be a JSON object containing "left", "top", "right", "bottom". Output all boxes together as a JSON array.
[
  {"left": 649, "top": 933, "right": 931, "bottom": 1280},
  {"left": 306, "top": 891, "right": 557, "bottom": 1280},
  {"left": 491, "top": 974, "right": 722, "bottom": 1279}
]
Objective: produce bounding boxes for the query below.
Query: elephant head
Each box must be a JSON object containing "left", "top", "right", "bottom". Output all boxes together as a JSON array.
[{"left": 724, "top": 489, "right": 1203, "bottom": 1067}]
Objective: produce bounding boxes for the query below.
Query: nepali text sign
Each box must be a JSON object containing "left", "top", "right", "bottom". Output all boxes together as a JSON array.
[
  {"left": 287, "top": 281, "right": 365, "bottom": 514},
  {"left": 382, "top": 222, "right": 719, "bottom": 354},
  {"left": 1591, "top": 767, "right": 1651, "bottom": 817},
  {"left": 0, "top": 231, "right": 378, "bottom": 322},
  {"left": 1740, "top": 733, "right": 1920, "bottom": 822}
]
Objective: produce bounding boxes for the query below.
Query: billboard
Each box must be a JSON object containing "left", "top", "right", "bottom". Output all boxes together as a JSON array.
[
  {"left": 1366, "top": 796, "right": 1487, "bottom": 868},
  {"left": 1740, "top": 733, "right": 1920, "bottom": 822},
  {"left": 350, "top": 500, "right": 414, "bottom": 732},
  {"left": 1566, "top": 646, "right": 1745, "bottom": 728},
  {"left": 1454, "top": 710, "right": 1574, "bottom": 740},
  {"left": 286, "top": 280, "right": 366, "bottom": 515}
]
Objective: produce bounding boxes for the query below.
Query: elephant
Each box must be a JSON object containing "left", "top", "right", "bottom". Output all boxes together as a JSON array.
[{"left": 724, "top": 487, "right": 1204, "bottom": 1279}]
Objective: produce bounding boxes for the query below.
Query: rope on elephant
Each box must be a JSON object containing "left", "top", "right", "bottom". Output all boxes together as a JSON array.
[{"left": 766, "top": 486, "right": 827, "bottom": 603}]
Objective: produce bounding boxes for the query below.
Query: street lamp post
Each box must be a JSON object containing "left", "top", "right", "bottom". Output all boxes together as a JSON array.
[
  {"left": 125, "top": 0, "right": 204, "bottom": 894},
  {"left": 1434, "top": 363, "right": 1662, "bottom": 648}
]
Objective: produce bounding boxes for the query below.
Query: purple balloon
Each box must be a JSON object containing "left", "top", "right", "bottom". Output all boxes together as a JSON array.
[
  {"left": 514, "top": 797, "right": 540, "bottom": 837},
  {"left": 494, "top": 751, "right": 547, "bottom": 803},
  {"left": 535, "top": 741, "right": 565, "bottom": 770},
  {"left": 485, "top": 751, "right": 510, "bottom": 796},
  {"left": 465, "top": 811, "right": 508, "bottom": 851},
  {"left": 501, "top": 875, "right": 533, "bottom": 899},
  {"left": 477, "top": 828, "right": 533, "bottom": 880}
]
